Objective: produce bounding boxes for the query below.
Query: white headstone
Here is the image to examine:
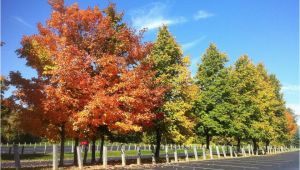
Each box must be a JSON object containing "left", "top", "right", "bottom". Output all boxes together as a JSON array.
[
  {"left": 128, "top": 144, "right": 131, "bottom": 151},
  {"left": 121, "top": 146, "right": 126, "bottom": 166},
  {"left": 193, "top": 145, "right": 198, "bottom": 160},
  {"left": 103, "top": 146, "right": 107, "bottom": 168},
  {"left": 242, "top": 147, "right": 246, "bottom": 157},
  {"left": 209, "top": 146, "right": 213, "bottom": 159},
  {"left": 248, "top": 145, "right": 251, "bottom": 156},
  {"left": 174, "top": 147, "right": 178, "bottom": 162},
  {"left": 44, "top": 143, "right": 47, "bottom": 154},
  {"left": 234, "top": 150, "right": 237, "bottom": 157},
  {"left": 184, "top": 147, "right": 189, "bottom": 162},
  {"left": 202, "top": 147, "right": 206, "bottom": 160},
  {"left": 53, "top": 144, "right": 58, "bottom": 170},
  {"left": 216, "top": 146, "right": 220, "bottom": 158},
  {"left": 221, "top": 146, "right": 226, "bottom": 158},
  {"left": 77, "top": 146, "right": 83, "bottom": 169},
  {"left": 151, "top": 147, "right": 156, "bottom": 165},
  {"left": 165, "top": 145, "right": 169, "bottom": 163},
  {"left": 33, "top": 143, "right": 36, "bottom": 154},
  {"left": 137, "top": 146, "right": 141, "bottom": 165}
]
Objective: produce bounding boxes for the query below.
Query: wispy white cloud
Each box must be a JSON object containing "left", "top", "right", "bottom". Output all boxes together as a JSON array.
[
  {"left": 287, "top": 104, "right": 300, "bottom": 115},
  {"left": 12, "top": 16, "right": 33, "bottom": 28},
  {"left": 194, "top": 10, "right": 214, "bottom": 20},
  {"left": 182, "top": 36, "right": 206, "bottom": 51},
  {"left": 130, "top": 2, "right": 186, "bottom": 30},
  {"left": 282, "top": 85, "right": 300, "bottom": 92},
  {"left": 286, "top": 103, "right": 300, "bottom": 124}
]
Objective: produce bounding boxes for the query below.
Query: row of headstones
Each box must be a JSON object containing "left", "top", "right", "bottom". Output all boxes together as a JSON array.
[
  {"left": 5, "top": 143, "right": 53, "bottom": 155},
  {"left": 11, "top": 144, "right": 296, "bottom": 169},
  {"left": 3, "top": 142, "right": 186, "bottom": 148},
  {"left": 3, "top": 141, "right": 206, "bottom": 149},
  {"left": 240, "top": 145, "right": 292, "bottom": 156},
  {"left": 76, "top": 144, "right": 199, "bottom": 152},
  {"left": 5, "top": 142, "right": 295, "bottom": 156},
  {"left": 3, "top": 142, "right": 201, "bottom": 155}
]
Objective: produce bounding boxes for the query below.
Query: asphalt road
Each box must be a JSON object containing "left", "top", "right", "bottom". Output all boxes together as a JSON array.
[{"left": 142, "top": 151, "right": 299, "bottom": 170}]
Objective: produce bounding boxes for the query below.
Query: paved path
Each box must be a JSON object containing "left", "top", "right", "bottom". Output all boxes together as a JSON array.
[{"left": 141, "top": 151, "right": 299, "bottom": 170}]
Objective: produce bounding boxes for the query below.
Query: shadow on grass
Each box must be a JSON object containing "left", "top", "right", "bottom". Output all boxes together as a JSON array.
[
  {"left": 1, "top": 153, "right": 52, "bottom": 161},
  {"left": 2, "top": 168, "right": 47, "bottom": 170}
]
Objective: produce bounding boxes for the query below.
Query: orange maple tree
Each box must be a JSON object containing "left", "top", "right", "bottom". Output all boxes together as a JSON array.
[
  {"left": 13, "top": 0, "right": 165, "bottom": 166},
  {"left": 284, "top": 111, "right": 297, "bottom": 140}
]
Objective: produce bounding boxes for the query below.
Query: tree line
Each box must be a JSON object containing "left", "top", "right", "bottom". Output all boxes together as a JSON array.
[{"left": 1, "top": 0, "right": 298, "bottom": 166}]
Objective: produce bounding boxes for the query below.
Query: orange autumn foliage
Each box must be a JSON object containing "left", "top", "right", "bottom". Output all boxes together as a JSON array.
[
  {"left": 14, "top": 0, "right": 165, "bottom": 141},
  {"left": 284, "top": 111, "right": 297, "bottom": 137}
]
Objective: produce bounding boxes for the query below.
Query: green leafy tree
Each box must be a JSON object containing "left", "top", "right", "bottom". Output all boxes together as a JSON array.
[
  {"left": 147, "top": 25, "right": 198, "bottom": 158},
  {"left": 248, "top": 63, "right": 279, "bottom": 152},
  {"left": 293, "top": 126, "right": 300, "bottom": 147},
  {"left": 193, "top": 43, "right": 230, "bottom": 149},
  {"left": 1, "top": 76, "right": 18, "bottom": 142},
  {"left": 268, "top": 74, "right": 287, "bottom": 147}
]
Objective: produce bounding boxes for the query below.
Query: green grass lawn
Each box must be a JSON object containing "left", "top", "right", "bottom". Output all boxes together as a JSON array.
[{"left": 1, "top": 149, "right": 208, "bottom": 161}]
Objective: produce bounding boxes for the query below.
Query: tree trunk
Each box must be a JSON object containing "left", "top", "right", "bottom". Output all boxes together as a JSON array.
[
  {"left": 91, "top": 137, "right": 96, "bottom": 163},
  {"left": 206, "top": 133, "right": 210, "bottom": 150},
  {"left": 155, "top": 128, "right": 161, "bottom": 160},
  {"left": 99, "top": 134, "right": 105, "bottom": 163},
  {"left": 265, "top": 140, "right": 269, "bottom": 153},
  {"left": 237, "top": 137, "right": 241, "bottom": 152},
  {"left": 252, "top": 139, "right": 258, "bottom": 153},
  {"left": 59, "top": 124, "right": 65, "bottom": 166},
  {"left": 73, "top": 137, "right": 79, "bottom": 165},
  {"left": 83, "top": 144, "right": 88, "bottom": 164}
]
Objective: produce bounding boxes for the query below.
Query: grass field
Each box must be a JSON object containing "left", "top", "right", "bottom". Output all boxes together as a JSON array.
[{"left": 1, "top": 149, "right": 208, "bottom": 161}]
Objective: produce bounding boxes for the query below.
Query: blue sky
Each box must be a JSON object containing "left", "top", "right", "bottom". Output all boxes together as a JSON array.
[{"left": 1, "top": 0, "right": 299, "bottom": 117}]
